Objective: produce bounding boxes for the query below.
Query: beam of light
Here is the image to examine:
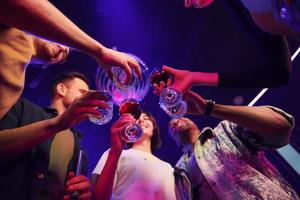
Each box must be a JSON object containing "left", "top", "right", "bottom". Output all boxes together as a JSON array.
[
  {"left": 277, "top": 144, "right": 300, "bottom": 175},
  {"left": 247, "top": 46, "right": 300, "bottom": 176}
]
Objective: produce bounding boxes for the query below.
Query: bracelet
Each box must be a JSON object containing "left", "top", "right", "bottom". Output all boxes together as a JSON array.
[{"left": 204, "top": 99, "right": 215, "bottom": 116}]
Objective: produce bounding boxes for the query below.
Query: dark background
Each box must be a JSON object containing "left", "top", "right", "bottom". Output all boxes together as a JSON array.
[{"left": 23, "top": 0, "right": 300, "bottom": 194}]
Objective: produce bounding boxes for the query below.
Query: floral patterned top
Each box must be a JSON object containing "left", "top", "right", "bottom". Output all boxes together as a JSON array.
[{"left": 174, "top": 106, "right": 299, "bottom": 200}]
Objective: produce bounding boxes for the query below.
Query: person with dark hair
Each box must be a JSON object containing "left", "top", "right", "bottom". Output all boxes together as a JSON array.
[
  {"left": 162, "top": 0, "right": 292, "bottom": 92},
  {"left": 0, "top": 70, "right": 108, "bottom": 200},
  {"left": 49, "top": 71, "right": 90, "bottom": 102},
  {"left": 91, "top": 112, "right": 176, "bottom": 200},
  {"left": 165, "top": 90, "right": 299, "bottom": 200},
  {"left": 44, "top": 71, "right": 92, "bottom": 200}
]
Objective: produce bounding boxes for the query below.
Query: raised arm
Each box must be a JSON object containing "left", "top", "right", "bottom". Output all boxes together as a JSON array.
[
  {"left": 0, "top": 90, "right": 108, "bottom": 160},
  {"left": 0, "top": 0, "right": 141, "bottom": 82},
  {"left": 162, "top": 35, "right": 291, "bottom": 92},
  {"left": 92, "top": 114, "right": 133, "bottom": 200},
  {"left": 183, "top": 90, "right": 293, "bottom": 137}
]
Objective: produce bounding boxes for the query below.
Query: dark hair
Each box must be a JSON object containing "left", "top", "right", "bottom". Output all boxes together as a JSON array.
[
  {"left": 127, "top": 111, "right": 161, "bottom": 151},
  {"left": 49, "top": 71, "right": 90, "bottom": 100},
  {"left": 144, "top": 111, "right": 161, "bottom": 151}
]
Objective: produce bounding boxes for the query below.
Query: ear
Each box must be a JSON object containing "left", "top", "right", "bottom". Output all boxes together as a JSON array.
[{"left": 56, "top": 83, "right": 67, "bottom": 97}]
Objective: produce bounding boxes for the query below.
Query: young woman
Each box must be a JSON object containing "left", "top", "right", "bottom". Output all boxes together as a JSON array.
[{"left": 91, "top": 112, "right": 176, "bottom": 200}]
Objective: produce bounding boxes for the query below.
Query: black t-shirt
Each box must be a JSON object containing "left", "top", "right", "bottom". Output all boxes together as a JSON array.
[
  {"left": 0, "top": 98, "right": 87, "bottom": 200},
  {"left": 186, "top": 0, "right": 291, "bottom": 88},
  {"left": 0, "top": 98, "right": 53, "bottom": 200},
  {"left": 221, "top": 0, "right": 291, "bottom": 88}
]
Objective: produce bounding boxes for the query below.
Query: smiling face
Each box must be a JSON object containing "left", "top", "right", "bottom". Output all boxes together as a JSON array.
[
  {"left": 137, "top": 113, "right": 154, "bottom": 139},
  {"left": 168, "top": 117, "right": 199, "bottom": 147},
  {"left": 133, "top": 112, "right": 161, "bottom": 151}
]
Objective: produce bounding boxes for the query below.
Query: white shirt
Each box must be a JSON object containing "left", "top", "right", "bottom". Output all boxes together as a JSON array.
[{"left": 93, "top": 148, "right": 176, "bottom": 200}]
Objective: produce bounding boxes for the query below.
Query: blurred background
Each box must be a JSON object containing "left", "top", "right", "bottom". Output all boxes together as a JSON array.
[{"left": 23, "top": 0, "right": 300, "bottom": 193}]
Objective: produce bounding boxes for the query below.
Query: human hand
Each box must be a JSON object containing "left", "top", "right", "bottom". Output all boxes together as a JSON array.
[
  {"left": 110, "top": 114, "right": 135, "bottom": 152},
  {"left": 31, "top": 37, "right": 69, "bottom": 65},
  {"left": 53, "top": 90, "right": 109, "bottom": 131},
  {"left": 183, "top": 90, "right": 206, "bottom": 115},
  {"left": 152, "top": 78, "right": 172, "bottom": 96},
  {"left": 97, "top": 47, "right": 141, "bottom": 85},
  {"left": 63, "top": 172, "right": 91, "bottom": 200},
  {"left": 162, "top": 65, "right": 194, "bottom": 93}
]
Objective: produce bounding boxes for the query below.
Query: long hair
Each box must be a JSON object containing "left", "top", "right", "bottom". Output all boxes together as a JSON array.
[{"left": 144, "top": 111, "right": 161, "bottom": 151}]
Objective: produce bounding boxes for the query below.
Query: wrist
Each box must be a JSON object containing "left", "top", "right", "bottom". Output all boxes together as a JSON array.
[
  {"left": 193, "top": 72, "right": 218, "bottom": 86},
  {"left": 47, "top": 116, "right": 65, "bottom": 135},
  {"left": 89, "top": 41, "right": 105, "bottom": 60},
  {"left": 204, "top": 99, "right": 215, "bottom": 116}
]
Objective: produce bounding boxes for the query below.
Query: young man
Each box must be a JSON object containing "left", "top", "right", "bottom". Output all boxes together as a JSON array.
[
  {"left": 44, "top": 72, "right": 94, "bottom": 200},
  {"left": 168, "top": 90, "right": 299, "bottom": 199},
  {"left": 0, "top": 65, "right": 108, "bottom": 200}
]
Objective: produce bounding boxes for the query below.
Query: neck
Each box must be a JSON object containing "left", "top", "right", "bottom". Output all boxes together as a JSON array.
[
  {"left": 50, "top": 99, "right": 66, "bottom": 114},
  {"left": 132, "top": 138, "right": 152, "bottom": 153},
  {"left": 182, "top": 129, "right": 201, "bottom": 153}
]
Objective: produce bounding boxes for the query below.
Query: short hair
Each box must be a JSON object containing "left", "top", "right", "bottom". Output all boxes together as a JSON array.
[
  {"left": 49, "top": 71, "right": 90, "bottom": 100},
  {"left": 127, "top": 111, "right": 161, "bottom": 151}
]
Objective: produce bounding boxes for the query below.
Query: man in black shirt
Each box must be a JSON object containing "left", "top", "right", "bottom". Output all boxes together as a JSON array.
[
  {"left": 0, "top": 36, "right": 108, "bottom": 200},
  {"left": 163, "top": 0, "right": 291, "bottom": 92}
]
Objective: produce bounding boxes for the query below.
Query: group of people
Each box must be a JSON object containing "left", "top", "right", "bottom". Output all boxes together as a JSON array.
[{"left": 0, "top": 0, "right": 299, "bottom": 199}]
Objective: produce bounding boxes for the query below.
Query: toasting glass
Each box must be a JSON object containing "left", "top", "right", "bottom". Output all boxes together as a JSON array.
[
  {"left": 95, "top": 53, "right": 150, "bottom": 142},
  {"left": 89, "top": 90, "right": 113, "bottom": 125},
  {"left": 118, "top": 99, "right": 143, "bottom": 143},
  {"left": 150, "top": 68, "right": 187, "bottom": 118}
]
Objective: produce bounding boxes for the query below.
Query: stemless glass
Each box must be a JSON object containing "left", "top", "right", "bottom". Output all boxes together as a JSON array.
[
  {"left": 150, "top": 68, "right": 187, "bottom": 118},
  {"left": 89, "top": 90, "right": 113, "bottom": 125}
]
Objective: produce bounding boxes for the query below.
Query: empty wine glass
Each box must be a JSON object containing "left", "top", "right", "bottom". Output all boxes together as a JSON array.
[
  {"left": 89, "top": 90, "right": 113, "bottom": 125},
  {"left": 150, "top": 68, "right": 187, "bottom": 118}
]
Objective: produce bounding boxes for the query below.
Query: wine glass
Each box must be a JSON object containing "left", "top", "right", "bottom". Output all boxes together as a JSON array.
[
  {"left": 150, "top": 68, "right": 187, "bottom": 118},
  {"left": 89, "top": 90, "right": 113, "bottom": 125},
  {"left": 118, "top": 99, "right": 143, "bottom": 143}
]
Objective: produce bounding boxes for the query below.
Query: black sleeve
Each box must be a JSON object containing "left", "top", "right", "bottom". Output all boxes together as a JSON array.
[
  {"left": 219, "top": 30, "right": 292, "bottom": 88},
  {"left": 218, "top": 0, "right": 292, "bottom": 88}
]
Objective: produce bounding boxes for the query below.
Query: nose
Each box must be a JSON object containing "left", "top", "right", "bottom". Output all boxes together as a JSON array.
[
  {"left": 171, "top": 119, "right": 179, "bottom": 127},
  {"left": 137, "top": 118, "right": 144, "bottom": 125}
]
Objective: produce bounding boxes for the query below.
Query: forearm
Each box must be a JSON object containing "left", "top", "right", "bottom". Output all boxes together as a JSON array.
[
  {"left": 210, "top": 105, "right": 292, "bottom": 137},
  {"left": 0, "top": 117, "right": 61, "bottom": 159},
  {"left": 0, "top": 0, "right": 104, "bottom": 58},
  {"left": 191, "top": 72, "right": 219, "bottom": 87},
  {"left": 93, "top": 149, "right": 121, "bottom": 200}
]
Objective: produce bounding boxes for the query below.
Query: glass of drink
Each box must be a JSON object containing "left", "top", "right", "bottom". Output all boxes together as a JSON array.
[
  {"left": 118, "top": 98, "right": 143, "bottom": 143},
  {"left": 89, "top": 90, "right": 113, "bottom": 125},
  {"left": 150, "top": 68, "right": 187, "bottom": 118}
]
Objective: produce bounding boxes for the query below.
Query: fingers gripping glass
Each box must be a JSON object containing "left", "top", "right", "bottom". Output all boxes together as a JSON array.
[
  {"left": 119, "top": 99, "right": 143, "bottom": 143},
  {"left": 95, "top": 53, "right": 150, "bottom": 142},
  {"left": 150, "top": 68, "right": 187, "bottom": 118},
  {"left": 89, "top": 90, "right": 113, "bottom": 125}
]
